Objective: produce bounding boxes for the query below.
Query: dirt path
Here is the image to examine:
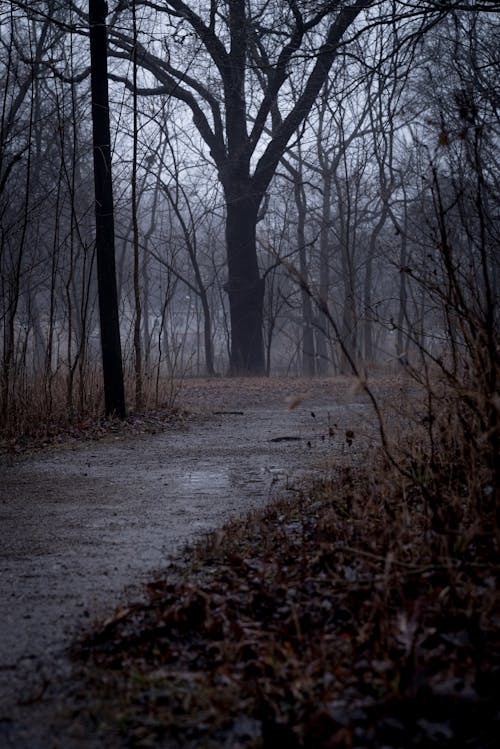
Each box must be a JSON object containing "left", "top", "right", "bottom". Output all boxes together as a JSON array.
[{"left": 0, "top": 378, "right": 378, "bottom": 747}]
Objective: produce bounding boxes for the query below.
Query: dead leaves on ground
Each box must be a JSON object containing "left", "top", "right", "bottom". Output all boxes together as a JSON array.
[{"left": 75, "top": 467, "right": 500, "bottom": 749}]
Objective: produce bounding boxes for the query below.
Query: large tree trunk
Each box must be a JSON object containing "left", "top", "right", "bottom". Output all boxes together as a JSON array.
[{"left": 225, "top": 186, "right": 265, "bottom": 375}]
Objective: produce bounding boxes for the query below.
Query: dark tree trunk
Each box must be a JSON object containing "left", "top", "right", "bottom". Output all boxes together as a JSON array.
[
  {"left": 316, "top": 173, "right": 332, "bottom": 375},
  {"left": 201, "top": 292, "right": 216, "bottom": 376},
  {"left": 224, "top": 186, "right": 265, "bottom": 375},
  {"left": 363, "top": 207, "right": 388, "bottom": 362},
  {"left": 89, "top": 0, "right": 126, "bottom": 417},
  {"left": 294, "top": 173, "right": 315, "bottom": 376},
  {"left": 396, "top": 196, "right": 410, "bottom": 365},
  {"left": 340, "top": 286, "right": 357, "bottom": 374}
]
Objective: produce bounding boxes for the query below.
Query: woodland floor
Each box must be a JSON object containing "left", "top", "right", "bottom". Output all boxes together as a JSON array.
[
  {"left": 0, "top": 376, "right": 391, "bottom": 748},
  {"left": 1, "top": 375, "right": 498, "bottom": 748}
]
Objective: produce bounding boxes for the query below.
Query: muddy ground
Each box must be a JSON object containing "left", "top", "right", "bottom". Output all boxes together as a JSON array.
[{"left": 0, "top": 377, "right": 391, "bottom": 747}]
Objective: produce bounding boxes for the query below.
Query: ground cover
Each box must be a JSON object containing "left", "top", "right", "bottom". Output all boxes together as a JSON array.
[
  {"left": 2, "top": 374, "right": 497, "bottom": 748},
  {"left": 74, "top": 396, "right": 500, "bottom": 748}
]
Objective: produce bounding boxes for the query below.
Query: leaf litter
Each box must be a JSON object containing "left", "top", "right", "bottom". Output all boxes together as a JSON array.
[{"left": 74, "top": 451, "right": 500, "bottom": 749}]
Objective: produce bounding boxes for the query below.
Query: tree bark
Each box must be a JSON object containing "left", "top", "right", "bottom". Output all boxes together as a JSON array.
[
  {"left": 224, "top": 185, "right": 265, "bottom": 374},
  {"left": 89, "top": 0, "right": 126, "bottom": 417}
]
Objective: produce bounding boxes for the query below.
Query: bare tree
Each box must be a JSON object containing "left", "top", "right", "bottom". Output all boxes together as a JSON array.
[
  {"left": 101, "top": 0, "right": 375, "bottom": 373},
  {"left": 89, "top": 0, "right": 125, "bottom": 417}
]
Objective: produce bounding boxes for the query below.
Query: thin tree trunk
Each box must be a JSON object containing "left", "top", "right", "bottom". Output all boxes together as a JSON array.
[
  {"left": 131, "top": 0, "right": 142, "bottom": 410},
  {"left": 396, "top": 199, "right": 409, "bottom": 364},
  {"left": 293, "top": 174, "right": 315, "bottom": 376},
  {"left": 316, "top": 173, "right": 332, "bottom": 375},
  {"left": 89, "top": 0, "right": 126, "bottom": 418}
]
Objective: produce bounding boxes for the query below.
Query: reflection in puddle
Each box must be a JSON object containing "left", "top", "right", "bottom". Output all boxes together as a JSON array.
[
  {"left": 181, "top": 464, "right": 290, "bottom": 494},
  {"left": 183, "top": 468, "right": 229, "bottom": 489}
]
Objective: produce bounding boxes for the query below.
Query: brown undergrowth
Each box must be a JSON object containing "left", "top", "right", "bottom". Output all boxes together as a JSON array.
[
  {"left": 74, "top": 391, "right": 500, "bottom": 749},
  {"left": 0, "top": 372, "right": 187, "bottom": 453}
]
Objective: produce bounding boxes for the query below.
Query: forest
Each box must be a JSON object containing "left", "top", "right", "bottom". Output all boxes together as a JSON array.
[
  {"left": 0, "top": 1, "right": 499, "bottom": 747},
  {"left": 1, "top": 0, "right": 497, "bottom": 422}
]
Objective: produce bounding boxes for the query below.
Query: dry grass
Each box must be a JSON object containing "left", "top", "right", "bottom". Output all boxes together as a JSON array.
[{"left": 0, "top": 371, "right": 188, "bottom": 451}]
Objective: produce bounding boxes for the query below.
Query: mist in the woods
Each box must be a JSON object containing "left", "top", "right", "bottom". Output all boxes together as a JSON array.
[
  {"left": 1, "top": 0, "right": 497, "bottom": 421},
  {"left": 1, "top": 3, "right": 500, "bottom": 747}
]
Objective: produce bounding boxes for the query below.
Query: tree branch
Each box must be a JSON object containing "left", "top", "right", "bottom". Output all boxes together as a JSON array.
[{"left": 253, "top": 0, "right": 371, "bottom": 195}]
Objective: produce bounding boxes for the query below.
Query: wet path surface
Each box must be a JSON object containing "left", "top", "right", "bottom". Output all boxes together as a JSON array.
[{"left": 0, "top": 379, "right": 377, "bottom": 746}]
